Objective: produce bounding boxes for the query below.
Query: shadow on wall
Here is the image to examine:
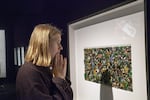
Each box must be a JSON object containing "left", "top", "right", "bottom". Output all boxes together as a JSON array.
[
  {"left": 100, "top": 85, "right": 113, "bottom": 100},
  {"left": 100, "top": 69, "right": 114, "bottom": 100}
]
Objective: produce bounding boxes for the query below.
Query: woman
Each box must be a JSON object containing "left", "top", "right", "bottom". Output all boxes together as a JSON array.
[{"left": 16, "top": 24, "right": 73, "bottom": 100}]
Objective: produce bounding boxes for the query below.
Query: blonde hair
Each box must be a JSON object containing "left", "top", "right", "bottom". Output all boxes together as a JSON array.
[{"left": 25, "top": 24, "right": 61, "bottom": 67}]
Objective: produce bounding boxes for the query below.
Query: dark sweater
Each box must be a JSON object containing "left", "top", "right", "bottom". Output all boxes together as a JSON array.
[{"left": 16, "top": 62, "right": 73, "bottom": 100}]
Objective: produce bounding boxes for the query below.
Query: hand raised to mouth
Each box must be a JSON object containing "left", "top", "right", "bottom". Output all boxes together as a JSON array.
[{"left": 52, "top": 53, "right": 67, "bottom": 80}]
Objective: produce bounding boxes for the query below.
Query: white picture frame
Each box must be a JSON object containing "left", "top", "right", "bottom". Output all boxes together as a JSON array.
[{"left": 68, "top": 0, "right": 149, "bottom": 100}]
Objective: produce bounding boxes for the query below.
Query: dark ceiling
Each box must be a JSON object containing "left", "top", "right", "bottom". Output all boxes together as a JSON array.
[{"left": 0, "top": 0, "right": 129, "bottom": 21}]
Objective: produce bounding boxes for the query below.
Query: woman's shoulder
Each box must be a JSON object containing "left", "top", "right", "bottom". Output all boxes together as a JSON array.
[
  {"left": 17, "top": 62, "right": 38, "bottom": 76},
  {"left": 17, "top": 61, "right": 52, "bottom": 77},
  {"left": 19, "top": 62, "right": 36, "bottom": 71}
]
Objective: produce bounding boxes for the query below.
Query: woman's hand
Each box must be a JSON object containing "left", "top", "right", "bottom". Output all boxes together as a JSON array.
[{"left": 53, "top": 53, "right": 67, "bottom": 79}]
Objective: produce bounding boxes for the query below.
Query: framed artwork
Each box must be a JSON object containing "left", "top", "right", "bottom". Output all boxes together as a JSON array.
[
  {"left": 84, "top": 45, "right": 132, "bottom": 91},
  {"left": 68, "top": 0, "right": 149, "bottom": 100}
]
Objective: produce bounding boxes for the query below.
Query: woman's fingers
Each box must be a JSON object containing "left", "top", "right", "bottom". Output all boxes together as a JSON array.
[
  {"left": 60, "top": 54, "right": 63, "bottom": 66},
  {"left": 63, "top": 57, "right": 67, "bottom": 68},
  {"left": 54, "top": 53, "right": 58, "bottom": 66},
  {"left": 63, "top": 57, "right": 67, "bottom": 76},
  {"left": 53, "top": 53, "right": 67, "bottom": 79}
]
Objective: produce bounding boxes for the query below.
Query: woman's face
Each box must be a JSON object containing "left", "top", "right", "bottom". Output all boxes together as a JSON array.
[{"left": 49, "top": 34, "right": 63, "bottom": 60}]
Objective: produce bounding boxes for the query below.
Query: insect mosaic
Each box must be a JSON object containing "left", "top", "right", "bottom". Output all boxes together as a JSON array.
[{"left": 84, "top": 45, "right": 132, "bottom": 91}]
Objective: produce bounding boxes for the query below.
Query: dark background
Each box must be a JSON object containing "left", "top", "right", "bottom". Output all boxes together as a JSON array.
[{"left": 0, "top": 0, "right": 149, "bottom": 100}]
